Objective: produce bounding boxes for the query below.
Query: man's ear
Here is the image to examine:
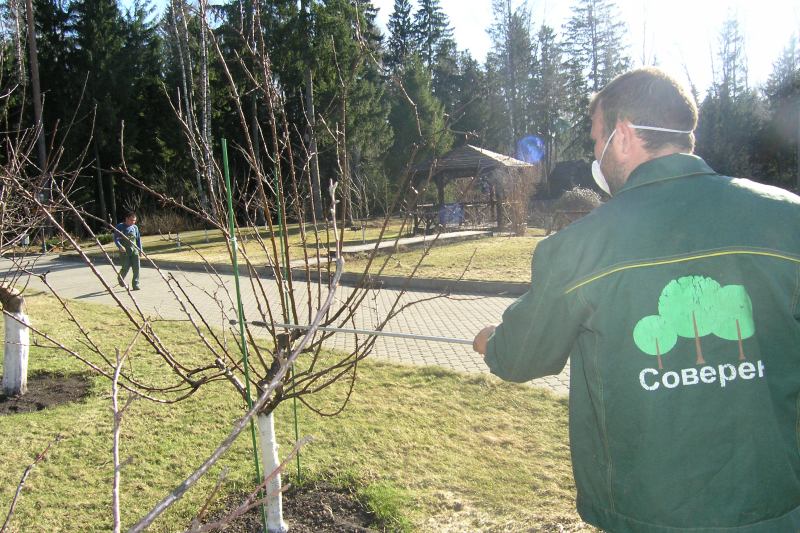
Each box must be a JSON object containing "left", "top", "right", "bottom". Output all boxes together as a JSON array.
[{"left": 615, "top": 120, "right": 637, "bottom": 155}]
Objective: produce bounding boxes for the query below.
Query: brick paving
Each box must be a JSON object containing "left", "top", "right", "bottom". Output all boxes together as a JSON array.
[{"left": 9, "top": 255, "right": 570, "bottom": 395}]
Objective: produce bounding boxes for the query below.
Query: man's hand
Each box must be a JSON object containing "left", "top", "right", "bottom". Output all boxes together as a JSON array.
[{"left": 472, "top": 325, "right": 496, "bottom": 355}]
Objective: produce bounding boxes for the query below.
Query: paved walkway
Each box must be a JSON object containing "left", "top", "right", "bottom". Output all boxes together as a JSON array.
[
  {"left": 6, "top": 255, "right": 570, "bottom": 395},
  {"left": 336, "top": 229, "right": 491, "bottom": 254}
]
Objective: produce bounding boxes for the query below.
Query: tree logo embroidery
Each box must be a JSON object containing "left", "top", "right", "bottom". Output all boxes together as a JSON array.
[{"left": 633, "top": 276, "right": 754, "bottom": 369}]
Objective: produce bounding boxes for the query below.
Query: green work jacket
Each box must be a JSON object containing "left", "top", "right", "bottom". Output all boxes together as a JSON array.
[{"left": 485, "top": 154, "right": 800, "bottom": 532}]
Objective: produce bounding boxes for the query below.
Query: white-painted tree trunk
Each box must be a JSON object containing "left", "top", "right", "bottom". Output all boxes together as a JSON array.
[
  {"left": 3, "top": 312, "right": 30, "bottom": 396},
  {"left": 256, "top": 411, "right": 288, "bottom": 533}
]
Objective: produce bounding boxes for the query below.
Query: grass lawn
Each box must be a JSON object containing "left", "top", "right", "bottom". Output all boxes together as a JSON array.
[
  {"left": 87, "top": 220, "right": 413, "bottom": 266},
  {"left": 0, "top": 292, "right": 590, "bottom": 532},
  {"left": 78, "top": 222, "right": 544, "bottom": 283},
  {"left": 350, "top": 229, "right": 544, "bottom": 282}
]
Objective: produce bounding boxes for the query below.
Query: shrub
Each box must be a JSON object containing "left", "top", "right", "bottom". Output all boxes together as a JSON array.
[
  {"left": 138, "top": 210, "right": 201, "bottom": 235},
  {"left": 547, "top": 187, "right": 603, "bottom": 234},
  {"left": 97, "top": 232, "right": 113, "bottom": 245},
  {"left": 553, "top": 186, "right": 602, "bottom": 213}
]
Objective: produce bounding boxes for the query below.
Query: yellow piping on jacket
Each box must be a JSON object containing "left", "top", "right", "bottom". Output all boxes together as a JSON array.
[{"left": 565, "top": 249, "right": 800, "bottom": 294}]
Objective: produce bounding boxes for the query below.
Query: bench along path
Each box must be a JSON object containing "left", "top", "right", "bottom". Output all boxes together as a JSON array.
[{"left": 9, "top": 255, "right": 570, "bottom": 396}]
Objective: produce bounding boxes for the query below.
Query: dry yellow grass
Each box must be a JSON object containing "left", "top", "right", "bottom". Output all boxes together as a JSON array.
[
  {"left": 0, "top": 292, "right": 590, "bottom": 531},
  {"left": 81, "top": 225, "right": 545, "bottom": 283}
]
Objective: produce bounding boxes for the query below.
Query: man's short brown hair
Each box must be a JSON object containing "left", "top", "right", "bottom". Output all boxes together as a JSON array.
[{"left": 589, "top": 68, "right": 698, "bottom": 152}]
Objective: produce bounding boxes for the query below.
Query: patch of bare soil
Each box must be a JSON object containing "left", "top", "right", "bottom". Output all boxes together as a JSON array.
[
  {"left": 0, "top": 372, "right": 92, "bottom": 415},
  {"left": 205, "top": 481, "right": 378, "bottom": 532}
]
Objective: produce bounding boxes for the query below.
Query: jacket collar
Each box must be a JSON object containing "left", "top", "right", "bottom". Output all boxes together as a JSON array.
[{"left": 619, "top": 153, "right": 717, "bottom": 194}]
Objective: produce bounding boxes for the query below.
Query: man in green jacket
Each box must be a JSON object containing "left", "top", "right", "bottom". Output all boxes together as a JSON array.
[{"left": 473, "top": 67, "right": 800, "bottom": 532}]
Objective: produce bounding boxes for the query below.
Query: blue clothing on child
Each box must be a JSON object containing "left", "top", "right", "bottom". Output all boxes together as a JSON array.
[
  {"left": 114, "top": 222, "right": 142, "bottom": 290},
  {"left": 114, "top": 222, "right": 141, "bottom": 252}
]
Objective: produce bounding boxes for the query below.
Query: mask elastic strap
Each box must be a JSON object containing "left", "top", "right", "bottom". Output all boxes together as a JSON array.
[
  {"left": 598, "top": 129, "right": 616, "bottom": 161},
  {"left": 630, "top": 124, "right": 693, "bottom": 134}
]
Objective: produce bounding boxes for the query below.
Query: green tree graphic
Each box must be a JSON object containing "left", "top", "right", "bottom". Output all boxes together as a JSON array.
[
  {"left": 633, "top": 315, "right": 677, "bottom": 369},
  {"left": 657, "top": 276, "right": 721, "bottom": 365},
  {"left": 712, "top": 285, "right": 755, "bottom": 360}
]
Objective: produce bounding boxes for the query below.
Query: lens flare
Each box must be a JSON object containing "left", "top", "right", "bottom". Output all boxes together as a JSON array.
[{"left": 516, "top": 135, "right": 545, "bottom": 164}]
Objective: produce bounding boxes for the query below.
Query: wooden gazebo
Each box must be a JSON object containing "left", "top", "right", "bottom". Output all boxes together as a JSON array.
[{"left": 412, "top": 144, "right": 540, "bottom": 229}]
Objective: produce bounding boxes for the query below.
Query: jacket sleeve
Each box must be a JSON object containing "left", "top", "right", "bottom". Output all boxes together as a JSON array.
[
  {"left": 136, "top": 228, "right": 142, "bottom": 251},
  {"left": 484, "top": 238, "right": 583, "bottom": 383},
  {"left": 113, "top": 224, "right": 121, "bottom": 247}
]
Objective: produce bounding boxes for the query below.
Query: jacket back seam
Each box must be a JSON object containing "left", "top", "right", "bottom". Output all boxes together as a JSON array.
[
  {"left": 796, "top": 392, "right": 800, "bottom": 462},
  {"left": 793, "top": 265, "right": 800, "bottom": 317},
  {"left": 577, "top": 288, "right": 615, "bottom": 512}
]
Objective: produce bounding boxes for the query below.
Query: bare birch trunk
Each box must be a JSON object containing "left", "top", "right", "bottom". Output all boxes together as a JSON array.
[
  {"left": 198, "top": 0, "right": 215, "bottom": 216},
  {"left": 305, "top": 68, "right": 323, "bottom": 222},
  {"left": 1, "top": 289, "right": 29, "bottom": 396},
  {"left": 10, "top": 0, "right": 26, "bottom": 85},
  {"left": 170, "top": 0, "right": 207, "bottom": 213},
  {"left": 256, "top": 411, "right": 287, "bottom": 533}
]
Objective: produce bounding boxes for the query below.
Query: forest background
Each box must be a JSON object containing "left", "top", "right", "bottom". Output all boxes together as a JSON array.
[{"left": 2, "top": 0, "right": 798, "bottom": 229}]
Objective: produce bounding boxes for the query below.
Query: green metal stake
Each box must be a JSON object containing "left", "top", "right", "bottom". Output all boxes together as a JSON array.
[
  {"left": 273, "top": 169, "right": 302, "bottom": 480},
  {"left": 221, "top": 138, "right": 269, "bottom": 532}
]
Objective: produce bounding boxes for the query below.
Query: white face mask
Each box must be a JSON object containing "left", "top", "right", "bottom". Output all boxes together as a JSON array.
[{"left": 591, "top": 124, "right": 694, "bottom": 196}]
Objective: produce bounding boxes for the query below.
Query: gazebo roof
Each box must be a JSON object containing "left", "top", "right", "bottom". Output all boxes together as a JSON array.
[{"left": 413, "top": 144, "right": 534, "bottom": 180}]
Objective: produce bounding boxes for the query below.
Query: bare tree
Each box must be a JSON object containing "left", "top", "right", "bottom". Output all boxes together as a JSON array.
[
  {"left": 0, "top": 2, "right": 468, "bottom": 531},
  {"left": 0, "top": 75, "right": 68, "bottom": 396}
]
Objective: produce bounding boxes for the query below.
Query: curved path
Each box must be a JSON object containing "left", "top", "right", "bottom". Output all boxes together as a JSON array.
[{"left": 6, "top": 255, "right": 570, "bottom": 395}]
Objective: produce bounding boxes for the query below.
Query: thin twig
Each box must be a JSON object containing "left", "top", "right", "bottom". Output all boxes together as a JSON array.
[{"left": 112, "top": 345, "right": 138, "bottom": 533}]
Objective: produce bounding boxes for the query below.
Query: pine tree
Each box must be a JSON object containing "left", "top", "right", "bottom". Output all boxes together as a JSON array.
[
  {"left": 118, "top": 0, "right": 170, "bottom": 191},
  {"left": 559, "top": 0, "right": 629, "bottom": 160},
  {"left": 715, "top": 16, "right": 748, "bottom": 101},
  {"left": 354, "top": 0, "right": 382, "bottom": 51},
  {"left": 386, "top": 55, "right": 452, "bottom": 185},
  {"left": 563, "top": 0, "right": 630, "bottom": 93},
  {"left": 696, "top": 14, "right": 766, "bottom": 180},
  {"left": 530, "top": 24, "right": 568, "bottom": 174},
  {"left": 413, "top": 0, "right": 452, "bottom": 73},
  {"left": 448, "top": 51, "right": 490, "bottom": 147},
  {"left": 482, "top": 59, "right": 511, "bottom": 152},
  {"left": 487, "top": 0, "right": 534, "bottom": 152},
  {"left": 758, "top": 35, "right": 799, "bottom": 189},
  {"left": 30, "top": 0, "right": 73, "bottom": 151},
  {"left": 558, "top": 53, "right": 592, "bottom": 159},
  {"left": 310, "top": 0, "right": 393, "bottom": 219},
  {"left": 71, "top": 0, "right": 128, "bottom": 222},
  {"left": 385, "top": 0, "right": 415, "bottom": 73},
  {"left": 431, "top": 29, "right": 458, "bottom": 115},
  {"left": 765, "top": 35, "right": 799, "bottom": 97},
  {"left": 344, "top": 0, "right": 394, "bottom": 217}
]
